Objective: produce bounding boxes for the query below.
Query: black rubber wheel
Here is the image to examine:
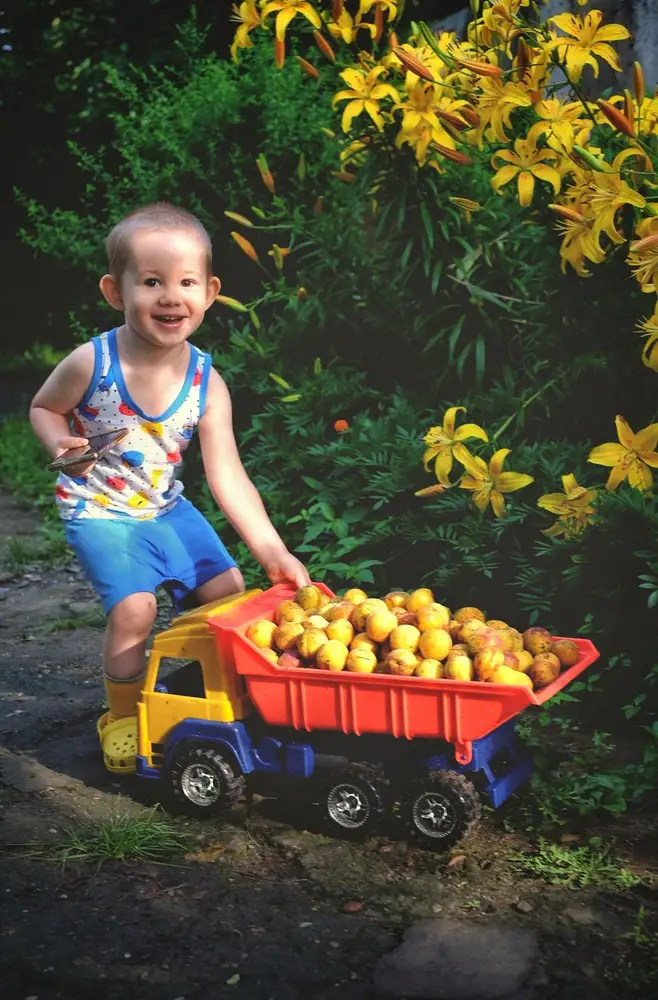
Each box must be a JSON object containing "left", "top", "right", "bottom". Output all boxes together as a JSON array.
[
  {"left": 165, "top": 744, "right": 246, "bottom": 819},
  {"left": 402, "top": 770, "right": 481, "bottom": 850},
  {"left": 319, "top": 762, "right": 388, "bottom": 839}
]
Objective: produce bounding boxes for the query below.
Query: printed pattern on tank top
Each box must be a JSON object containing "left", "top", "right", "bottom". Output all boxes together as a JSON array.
[{"left": 55, "top": 328, "right": 210, "bottom": 520}]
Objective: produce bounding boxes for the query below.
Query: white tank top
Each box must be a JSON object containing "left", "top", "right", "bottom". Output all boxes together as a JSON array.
[{"left": 55, "top": 328, "right": 211, "bottom": 520}]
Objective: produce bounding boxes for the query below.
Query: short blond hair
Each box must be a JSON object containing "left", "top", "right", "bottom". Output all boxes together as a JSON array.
[{"left": 105, "top": 202, "right": 213, "bottom": 281}]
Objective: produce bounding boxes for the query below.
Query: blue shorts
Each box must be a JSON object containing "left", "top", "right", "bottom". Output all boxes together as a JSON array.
[{"left": 64, "top": 498, "right": 238, "bottom": 614}]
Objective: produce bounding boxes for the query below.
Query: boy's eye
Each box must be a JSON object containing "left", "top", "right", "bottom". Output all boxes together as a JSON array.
[
  {"left": 144, "top": 278, "right": 160, "bottom": 287},
  {"left": 182, "top": 278, "right": 196, "bottom": 287}
]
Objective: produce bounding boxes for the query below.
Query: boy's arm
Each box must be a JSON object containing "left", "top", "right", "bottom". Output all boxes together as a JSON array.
[
  {"left": 198, "top": 368, "right": 310, "bottom": 588},
  {"left": 30, "top": 343, "right": 95, "bottom": 457}
]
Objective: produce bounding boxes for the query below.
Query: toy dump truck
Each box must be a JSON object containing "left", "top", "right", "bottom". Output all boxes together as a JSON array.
[{"left": 130, "top": 583, "right": 599, "bottom": 848}]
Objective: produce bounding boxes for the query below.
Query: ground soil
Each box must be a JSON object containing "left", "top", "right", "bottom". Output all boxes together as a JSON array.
[{"left": 0, "top": 490, "right": 656, "bottom": 1000}]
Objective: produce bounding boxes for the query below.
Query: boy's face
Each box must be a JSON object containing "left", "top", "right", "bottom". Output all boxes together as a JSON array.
[{"left": 100, "top": 228, "right": 220, "bottom": 349}]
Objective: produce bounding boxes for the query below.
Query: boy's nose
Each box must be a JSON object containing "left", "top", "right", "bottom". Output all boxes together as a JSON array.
[{"left": 158, "top": 286, "right": 182, "bottom": 304}]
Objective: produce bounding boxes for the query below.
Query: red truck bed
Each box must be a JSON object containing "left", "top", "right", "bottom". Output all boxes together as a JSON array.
[{"left": 210, "top": 584, "right": 599, "bottom": 764}]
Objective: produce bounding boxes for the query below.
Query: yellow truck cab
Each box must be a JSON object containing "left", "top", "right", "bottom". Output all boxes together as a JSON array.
[{"left": 137, "top": 589, "right": 261, "bottom": 772}]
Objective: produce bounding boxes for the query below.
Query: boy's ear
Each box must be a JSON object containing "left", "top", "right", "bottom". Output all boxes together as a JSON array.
[
  {"left": 99, "top": 274, "right": 124, "bottom": 310},
  {"left": 206, "top": 275, "right": 221, "bottom": 307}
]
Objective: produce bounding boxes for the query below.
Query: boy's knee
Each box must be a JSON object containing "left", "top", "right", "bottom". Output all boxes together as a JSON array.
[
  {"left": 196, "top": 567, "right": 245, "bottom": 604},
  {"left": 108, "top": 592, "right": 157, "bottom": 638}
]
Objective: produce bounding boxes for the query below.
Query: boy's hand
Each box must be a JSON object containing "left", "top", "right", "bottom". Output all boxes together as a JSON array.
[
  {"left": 53, "top": 436, "right": 95, "bottom": 475},
  {"left": 263, "top": 550, "right": 311, "bottom": 589}
]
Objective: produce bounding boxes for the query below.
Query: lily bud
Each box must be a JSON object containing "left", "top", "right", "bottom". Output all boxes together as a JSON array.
[
  {"left": 630, "top": 233, "right": 658, "bottom": 254},
  {"left": 457, "top": 57, "right": 503, "bottom": 78},
  {"left": 393, "top": 46, "right": 435, "bottom": 82},
  {"left": 332, "top": 0, "right": 344, "bottom": 20},
  {"left": 548, "top": 203, "right": 586, "bottom": 223},
  {"left": 459, "top": 106, "right": 480, "bottom": 127},
  {"left": 333, "top": 170, "right": 357, "bottom": 183},
  {"left": 633, "top": 61, "right": 645, "bottom": 105},
  {"left": 224, "top": 211, "right": 254, "bottom": 227},
  {"left": 388, "top": 30, "right": 399, "bottom": 50},
  {"left": 275, "top": 38, "right": 285, "bottom": 69},
  {"left": 256, "top": 154, "right": 275, "bottom": 193},
  {"left": 433, "top": 143, "right": 473, "bottom": 166},
  {"left": 296, "top": 56, "right": 319, "bottom": 79},
  {"left": 597, "top": 98, "right": 635, "bottom": 138},
  {"left": 215, "top": 294, "right": 249, "bottom": 313},
  {"left": 624, "top": 89, "right": 635, "bottom": 124},
  {"left": 313, "top": 30, "right": 336, "bottom": 62},
  {"left": 314, "top": 196, "right": 324, "bottom": 216},
  {"left": 571, "top": 144, "right": 611, "bottom": 173},
  {"left": 297, "top": 287, "right": 308, "bottom": 302},
  {"left": 435, "top": 107, "right": 469, "bottom": 131},
  {"left": 374, "top": 7, "right": 384, "bottom": 43},
  {"left": 515, "top": 36, "right": 530, "bottom": 81},
  {"left": 231, "top": 232, "right": 259, "bottom": 263}
]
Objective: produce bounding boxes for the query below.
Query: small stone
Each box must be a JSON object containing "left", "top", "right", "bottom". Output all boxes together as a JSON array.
[
  {"left": 447, "top": 854, "right": 467, "bottom": 871},
  {"left": 581, "top": 963, "right": 597, "bottom": 978},
  {"left": 0, "top": 587, "right": 9, "bottom": 601},
  {"left": 514, "top": 900, "right": 534, "bottom": 914},
  {"left": 563, "top": 903, "right": 597, "bottom": 926},
  {"left": 374, "top": 918, "right": 538, "bottom": 999},
  {"left": 343, "top": 901, "right": 364, "bottom": 913}
]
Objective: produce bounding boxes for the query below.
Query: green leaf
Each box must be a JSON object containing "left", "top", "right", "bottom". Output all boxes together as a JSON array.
[{"left": 420, "top": 202, "right": 434, "bottom": 251}]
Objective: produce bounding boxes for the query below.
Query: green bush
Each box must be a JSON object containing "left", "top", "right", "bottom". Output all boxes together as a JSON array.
[{"left": 8, "top": 25, "right": 657, "bottom": 818}]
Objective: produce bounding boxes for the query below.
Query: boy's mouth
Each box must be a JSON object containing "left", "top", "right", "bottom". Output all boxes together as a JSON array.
[{"left": 153, "top": 315, "right": 186, "bottom": 324}]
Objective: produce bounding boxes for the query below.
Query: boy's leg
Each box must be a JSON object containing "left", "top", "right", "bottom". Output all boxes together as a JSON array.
[
  {"left": 195, "top": 566, "right": 245, "bottom": 605},
  {"left": 159, "top": 499, "right": 244, "bottom": 609},
  {"left": 103, "top": 591, "right": 157, "bottom": 719}
]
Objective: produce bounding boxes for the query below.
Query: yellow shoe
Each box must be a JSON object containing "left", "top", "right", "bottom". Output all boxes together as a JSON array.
[{"left": 97, "top": 712, "right": 138, "bottom": 774}]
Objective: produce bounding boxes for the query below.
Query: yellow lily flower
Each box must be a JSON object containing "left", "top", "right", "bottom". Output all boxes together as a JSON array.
[
  {"left": 637, "top": 301, "right": 658, "bottom": 372},
  {"left": 537, "top": 473, "right": 597, "bottom": 539},
  {"left": 627, "top": 230, "right": 658, "bottom": 293},
  {"left": 327, "top": 8, "right": 377, "bottom": 44},
  {"left": 588, "top": 415, "right": 658, "bottom": 492},
  {"left": 358, "top": 0, "right": 397, "bottom": 18},
  {"left": 230, "top": 1, "right": 262, "bottom": 61},
  {"left": 548, "top": 9, "right": 630, "bottom": 82},
  {"left": 528, "top": 98, "right": 590, "bottom": 153},
  {"left": 422, "top": 407, "right": 488, "bottom": 486},
  {"left": 553, "top": 209, "right": 606, "bottom": 277},
  {"left": 394, "top": 82, "right": 461, "bottom": 157},
  {"left": 474, "top": 77, "right": 533, "bottom": 143},
  {"left": 333, "top": 65, "right": 399, "bottom": 132},
  {"left": 589, "top": 173, "right": 646, "bottom": 248},
  {"left": 491, "top": 136, "right": 561, "bottom": 207},
  {"left": 454, "top": 445, "right": 534, "bottom": 518},
  {"left": 261, "top": 0, "right": 322, "bottom": 42}
]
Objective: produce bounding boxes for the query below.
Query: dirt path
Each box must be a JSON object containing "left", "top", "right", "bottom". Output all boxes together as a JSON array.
[{"left": 0, "top": 490, "right": 656, "bottom": 1000}]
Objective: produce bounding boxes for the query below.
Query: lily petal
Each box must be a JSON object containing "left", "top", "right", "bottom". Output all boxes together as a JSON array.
[
  {"left": 615, "top": 415, "right": 635, "bottom": 449},
  {"left": 496, "top": 472, "right": 534, "bottom": 492},
  {"left": 637, "top": 450, "right": 658, "bottom": 468},
  {"left": 490, "top": 489, "right": 506, "bottom": 518},
  {"left": 423, "top": 445, "right": 440, "bottom": 471},
  {"left": 605, "top": 461, "right": 628, "bottom": 490},
  {"left": 628, "top": 458, "right": 653, "bottom": 491},
  {"left": 443, "top": 406, "right": 465, "bottom": 437},
  {"left": 490, "top": 448, "right": 510, "bottom": 478},
  {"left": 435, "top": 448, "right": 454, "bottom": 486},
  {"left": 537, "top": 493, "right": 571, "bottom": 514},
  {"left": 588, "top": 442, "right": 627, "bottom": 467},
  {"left": 632, "top": 423, "right": 658, "bottom": 452},
  {"left": 454, "top": 443, "right": 488, "bottom": 479},
  {"left": 472, "top": 487, "right": 492, "bottom": 512},
  {"left": 561, "top": 473, "right": 579, "bottom": 494},
  {"left": 454, "top": 422, "right": 489, "bottom": 443}
]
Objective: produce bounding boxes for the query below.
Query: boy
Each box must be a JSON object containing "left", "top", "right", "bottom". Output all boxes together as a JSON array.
[{"left": 30, "top": 202, "right": 310, "bottom": 770}]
